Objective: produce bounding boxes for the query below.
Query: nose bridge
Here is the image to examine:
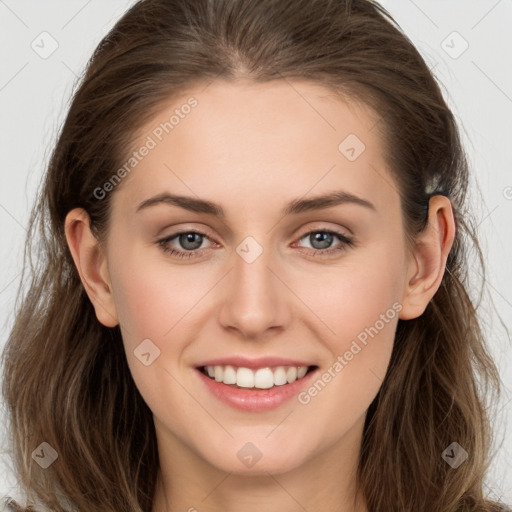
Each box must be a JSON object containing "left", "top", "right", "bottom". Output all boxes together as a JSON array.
[{"left": 217, "top": 235, "right": 290, "bottom": 338}]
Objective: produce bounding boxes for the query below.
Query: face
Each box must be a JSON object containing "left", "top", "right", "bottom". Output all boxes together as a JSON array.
[{"left": 101, "top": 79, "right": 411, "bottom": 475}]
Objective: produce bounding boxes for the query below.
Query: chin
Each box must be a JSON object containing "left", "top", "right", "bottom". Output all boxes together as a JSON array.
[{"left": 199, "top": 440, "right": 310, "bottom": 476}]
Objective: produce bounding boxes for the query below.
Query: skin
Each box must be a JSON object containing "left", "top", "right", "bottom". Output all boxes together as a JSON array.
[{"left": 65, "top": 79, "right": 455, "bottom": 512}]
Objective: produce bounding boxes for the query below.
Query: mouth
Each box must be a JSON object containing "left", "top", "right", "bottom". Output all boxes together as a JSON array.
[
  {"left": 195, "top": 363, "right": 320, "bottom": 411},
  {"left": 198, "top": 364, "right": 318, "bottom": 390}
]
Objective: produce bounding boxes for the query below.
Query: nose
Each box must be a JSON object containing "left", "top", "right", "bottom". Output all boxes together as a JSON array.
[{"left": 217, "top": 242, "right": 292, "bottom": 340}]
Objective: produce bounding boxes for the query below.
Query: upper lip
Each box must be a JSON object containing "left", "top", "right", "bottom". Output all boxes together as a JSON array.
[{"left": 196, "top": 356, "right": 316, "bottom": 369}]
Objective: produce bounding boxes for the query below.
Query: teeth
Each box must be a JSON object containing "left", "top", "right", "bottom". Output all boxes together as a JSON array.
[
  {"left": 297, "top": 366, "right": 308, "bottom": 379},
  {"left": 273, "top": 366, "right": 288, "bottom": 385},
  {"left": 223, "top": 365, "right": 237, "bottom": 384},
  {"left": 286, "top": 366, "right": 297, "bottom": 383},
  {"left": 237, "top": 367, "right": 255, "bottom": 388},
  {"left": 254, "top": 368, "right": 273, "bottom": 389},
  {"left": 202, "top": 364, "right": 311, "bottom": 389}
]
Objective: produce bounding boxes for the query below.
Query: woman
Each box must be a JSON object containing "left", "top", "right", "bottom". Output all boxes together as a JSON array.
[{"left": 1, "top": 0, "right": 509, "bottom": 510}]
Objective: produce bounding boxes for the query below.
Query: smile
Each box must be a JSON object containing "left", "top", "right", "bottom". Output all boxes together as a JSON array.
[
  {"left": 201, "top": 364, "right": 316, "bottom": 389},
  {"left": 196, "top": 364, "right": 319, "bottom": 411}
]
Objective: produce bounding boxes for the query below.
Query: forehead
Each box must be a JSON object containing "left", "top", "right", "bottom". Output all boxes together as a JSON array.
[{"left": 112, "top": 79, "right": 396, "bottom": 218}]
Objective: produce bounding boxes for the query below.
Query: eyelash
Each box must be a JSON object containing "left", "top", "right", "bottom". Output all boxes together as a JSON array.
[{"left": 157, "top": 228, "right": 354, "bottom": 260}]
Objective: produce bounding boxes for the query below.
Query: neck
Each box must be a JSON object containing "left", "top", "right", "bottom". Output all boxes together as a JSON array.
[{"left": 152, "top": 415, "right": 369, "bottom": 512}]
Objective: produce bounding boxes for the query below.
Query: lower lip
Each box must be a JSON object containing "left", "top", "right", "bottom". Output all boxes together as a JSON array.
[{"left": 195, "top": 367, "right": 319, "bottom": 411}]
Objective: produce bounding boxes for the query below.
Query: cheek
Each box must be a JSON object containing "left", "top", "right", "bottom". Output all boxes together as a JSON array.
[
  {"left": 295, "top": 274, "right": 399, "bottom": 443},
  {"left": 293, "top": 249, "right": 403, "bottom": 403},
  {"left": 109, "top": 246, "right": 203, "bottom": 341},
  {"left": 107, "top": 246, "right": 226, "bottom": 395},
  {"left": 296, "top": 250, "right": 404, "bottom": 347},
  {"left": 108, "top": 257, "right": 197, "bottom": 417}
]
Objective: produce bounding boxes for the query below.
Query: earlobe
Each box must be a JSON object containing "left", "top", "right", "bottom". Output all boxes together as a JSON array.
[
  {"left": 64, "top": 208, "right": 119, "bottom": 327},
  {"left": 399, "top": 195, "right": 456, "bottom": 320}
]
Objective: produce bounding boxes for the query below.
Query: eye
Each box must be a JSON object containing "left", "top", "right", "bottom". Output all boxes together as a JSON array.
[
  {"left": 157, "top": 230, "right": 213, "bottom": 259},
  {"left": 157, "top": 228, "right": 354, "bottom": 260},
  {"left": 294, "top": 229, "right": 354, "bottom": 257}
]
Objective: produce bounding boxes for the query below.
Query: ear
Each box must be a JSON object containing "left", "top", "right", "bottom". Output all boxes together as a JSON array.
[
  {"left": 64, "top": 208, "right": 119, "bottom": 327},
  {"left": 399, "top": 195, "right": 456, "bottom": 320}
]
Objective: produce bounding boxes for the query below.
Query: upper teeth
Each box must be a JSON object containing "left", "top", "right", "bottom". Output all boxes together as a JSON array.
[{"left": 204, "top": 365, "right": 309, "bottom": 389}]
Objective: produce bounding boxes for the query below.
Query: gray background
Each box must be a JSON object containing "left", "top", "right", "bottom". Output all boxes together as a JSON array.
[{"left": 0, "top": 0, "right": 511, "bottom": 506}]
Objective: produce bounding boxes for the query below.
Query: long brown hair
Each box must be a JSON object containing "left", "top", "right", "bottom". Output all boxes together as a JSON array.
[{"left": 1, "top": 0, "right": 508, "bottom": 510}]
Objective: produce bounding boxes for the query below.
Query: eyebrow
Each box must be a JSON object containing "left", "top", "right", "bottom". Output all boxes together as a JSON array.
[{"left": 135, "top": 190, "right": 377, "bottom": 217}]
